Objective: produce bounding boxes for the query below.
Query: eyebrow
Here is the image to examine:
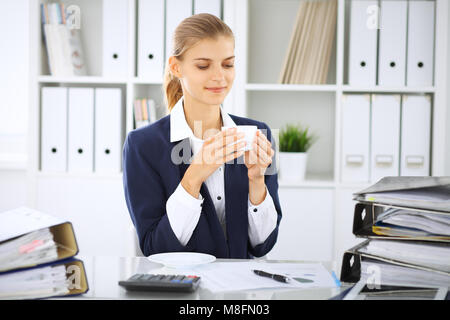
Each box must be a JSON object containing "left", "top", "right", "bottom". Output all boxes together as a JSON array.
[{"left": 193, "top": 56, "right": 235, "bottom": 61}]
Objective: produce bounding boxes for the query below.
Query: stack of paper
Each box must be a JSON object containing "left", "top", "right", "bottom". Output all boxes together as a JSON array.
[
  {"left": 0, "top": 265, "right": 69, "bottom": 300},
  {"left": 361, "top": 260, "right": 450, "bottom": 289},
  {"left": 0, "top": 228, "right": 58, "bottom": 272},
  {"left": 279, "top": 0, "right": 337, "bottom": 84},
  {"left": 373, "top": 207, "right": 450, "bottom": 238},
  {"left": 359, "top": 240, "right": 450, "bottom": 272}
]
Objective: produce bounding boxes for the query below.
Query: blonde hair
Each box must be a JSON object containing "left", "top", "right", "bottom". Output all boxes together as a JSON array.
[{"left": 163, "top": 13, "right": 234, "bottom": 112}]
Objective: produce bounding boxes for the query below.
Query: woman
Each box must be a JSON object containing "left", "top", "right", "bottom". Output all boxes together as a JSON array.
[{"left": 123, "top": 14, "right": 282, "bottom": 259}]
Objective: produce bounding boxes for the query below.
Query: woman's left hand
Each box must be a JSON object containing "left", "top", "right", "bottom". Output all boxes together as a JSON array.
[{"left": 244, "top": 129, "right": 275, "bottom": 183}]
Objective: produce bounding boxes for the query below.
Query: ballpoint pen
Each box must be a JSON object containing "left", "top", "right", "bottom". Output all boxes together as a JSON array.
[{"left": 252, "top": 269, "right": 291, "bottom": 283}]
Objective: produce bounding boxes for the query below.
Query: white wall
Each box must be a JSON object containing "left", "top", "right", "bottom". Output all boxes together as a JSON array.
[
  {"left": 0, "top": 170, "right": 28, "bottom": 212},
  {"left": 446, "top": 2, "right": 450, "bottom": 176}
]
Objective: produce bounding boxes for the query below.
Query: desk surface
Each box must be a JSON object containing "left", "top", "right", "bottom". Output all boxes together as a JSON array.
[{"left": 60, "top": 256, "right": 349, "bottom": 300}]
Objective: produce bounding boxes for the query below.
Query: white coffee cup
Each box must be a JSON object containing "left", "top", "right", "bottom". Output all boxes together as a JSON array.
[{"left": 221, "top": 125, "right": 258, "bottom": 151}]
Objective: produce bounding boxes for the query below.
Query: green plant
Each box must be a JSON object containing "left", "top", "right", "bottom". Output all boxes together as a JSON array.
[{"left": 279, "top": 124, "right": 317, "bottom": 153}]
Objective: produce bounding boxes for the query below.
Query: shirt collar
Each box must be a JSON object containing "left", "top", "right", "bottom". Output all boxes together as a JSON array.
[{"left": 170, "top": 97, "right": 236, "bottom": 143}]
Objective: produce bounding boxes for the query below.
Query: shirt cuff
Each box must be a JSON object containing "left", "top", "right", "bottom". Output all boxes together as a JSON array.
[
  {"left": 166, "top": 182, "right": 204, "bottom": 246},
  {"left": 247, "top": 186, "right": 278, "bottom": 248}
]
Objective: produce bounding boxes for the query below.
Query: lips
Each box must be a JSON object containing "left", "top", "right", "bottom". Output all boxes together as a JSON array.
[{"left": 206, "top": 87, "right": 226, "bottom": 93}]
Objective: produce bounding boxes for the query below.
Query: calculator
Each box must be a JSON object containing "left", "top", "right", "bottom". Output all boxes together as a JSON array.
[{"left": 118, "top": 274, "right": 201, "bottom": 292}]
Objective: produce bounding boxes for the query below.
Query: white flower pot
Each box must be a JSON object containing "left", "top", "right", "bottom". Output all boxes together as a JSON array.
[{"left": 278, "top": 152, "right": 308, "bottom": 182}]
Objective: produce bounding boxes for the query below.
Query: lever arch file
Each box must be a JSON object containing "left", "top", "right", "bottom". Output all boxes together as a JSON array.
[
  {"left": 377, "top": 0, "right": 407, "bottom": 86},
  {"left": 348, "top": 0, "right": 378, "bottom": 85},
  {"left": 41, "top": 87, "right": 68, "bottom": 172},
  {"left": 137, "top": 0, "right": 164, "bottom": 81},
  {"left": 0, "top": 207, "right": 89, "bottom": 299},
  {"left": 102, "top": 0, "right": 129, "bottom": 77}
]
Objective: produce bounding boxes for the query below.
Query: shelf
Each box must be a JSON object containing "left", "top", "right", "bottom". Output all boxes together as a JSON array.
[
  {"left": 36, "top": 171, "right": 123, "bottom": 180},
  {"left": 38, "top": 75, "right": 129, "bottom": 84},
  {"left": 133, "top": 78, "right": 163, "bottom": 85},
  {"left": 278, "top": 172, "right": 335, "bottom": 189},
  {"left": 341, "top": 85, "right": 436, "bottom": 93},
  {"left": 246, "top": 83, "right": 337, "bottom": 92},
  {"left": 0, "top": 154, "right": 27, "bottom": 171}
]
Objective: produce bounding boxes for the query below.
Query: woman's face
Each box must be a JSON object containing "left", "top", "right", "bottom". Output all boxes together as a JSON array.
[{"left": 172, "top": 35, "right": 235, "bottom": 106}]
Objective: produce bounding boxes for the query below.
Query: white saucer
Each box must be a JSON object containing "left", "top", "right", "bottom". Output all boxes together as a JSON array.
[{"left": 147, "top": 252, "right": 216, "bottom": 268}]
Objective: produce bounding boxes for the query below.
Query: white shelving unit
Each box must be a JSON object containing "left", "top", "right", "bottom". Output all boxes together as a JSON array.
[{"left": 27, "top": 0, "right": 448, "bottom": 268}]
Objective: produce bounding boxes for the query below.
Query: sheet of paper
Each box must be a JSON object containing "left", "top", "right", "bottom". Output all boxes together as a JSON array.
[{"left": 149, "top": 261, "right": 337, "bottom": 293}]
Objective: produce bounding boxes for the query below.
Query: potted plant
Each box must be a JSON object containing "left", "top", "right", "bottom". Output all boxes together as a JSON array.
[{"left": 278, "top": 124, "right": 317, "bottom": 181}]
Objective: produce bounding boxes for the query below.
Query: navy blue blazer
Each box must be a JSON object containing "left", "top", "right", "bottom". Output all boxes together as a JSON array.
[{"left": 122, "top": 113, "right": 282, "bottom": 259}]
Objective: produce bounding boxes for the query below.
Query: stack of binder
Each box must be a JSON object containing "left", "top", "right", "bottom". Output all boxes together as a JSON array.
[
  {"left": 340, "top": 177, "right": 450, "bottom": 298},
  {"left": 279, "top": 0, "right": 337, "bottom": 84},
  {"left": 134, "top": 98, "right": 158, "bottom": 129},
  {"left": 0, "top": 207, "right": 89, "bottom": 299},
  {"left": 41, "top": 2, "right": 87, "bottom": 76}
]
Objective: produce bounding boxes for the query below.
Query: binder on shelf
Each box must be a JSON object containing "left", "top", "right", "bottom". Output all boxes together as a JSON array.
[
  {"left": 165, "top": 0, "right": 193, "bottom": 61},
  {"left": 194, "top": 0, "right": 221, "bottom": 17},
  {"left": 94, "top": 88, "right": 123, "bottom": 173},
  {"left": 137, "top": 0, "right": 165, "bottom": 81},
  {"left": 377, "top": 0, "right": 407, "bottom": 86},
  {"left": 370, "top": 95, "right": 400, "bottom": 182},
  {"left": 41, "top": 87, "right": 68, "bottom": 172},
  {"left": 67, "top": 88, "right": 94, "bottom": 173},
  {"left": 406, "top": 0, "right": 435, "bottom": 87},
  {"left": 348, "top": 0, "right": 378, "bottom": 86},
  {"left": 341, "top": 94, "right": 370, "bottom": 183},
  {"left": 400, "top": 95, "right": 431, "bottom": 177},
  {"left": 102, "top": 0, "right": 129, "bottom": 77},
  {"left": 0, "top": 207, "right": 89, "bottom": 299}
]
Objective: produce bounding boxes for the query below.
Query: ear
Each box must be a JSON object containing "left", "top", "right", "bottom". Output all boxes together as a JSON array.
[{"left": 168, "top": 56, "right": 182, "bottom": 79}]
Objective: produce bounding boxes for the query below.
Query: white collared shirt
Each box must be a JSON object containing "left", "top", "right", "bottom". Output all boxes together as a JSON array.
[{"left": 166, "top": 98, "right": 278, "bottom": 248}]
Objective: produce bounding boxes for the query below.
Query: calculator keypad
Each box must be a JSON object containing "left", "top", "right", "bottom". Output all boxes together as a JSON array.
[{"left": 118, "top": 274, "right": 201, "bottom": 292}]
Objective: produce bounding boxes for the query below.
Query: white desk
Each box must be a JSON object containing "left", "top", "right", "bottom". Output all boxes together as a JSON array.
[{"left": 58, "top": 256, "right": 349, "bottom": 300}]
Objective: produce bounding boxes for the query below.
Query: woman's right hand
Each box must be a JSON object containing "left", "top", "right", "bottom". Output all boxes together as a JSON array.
[{"left": 181, "top": 128, "right": 246, "bottom": 198}]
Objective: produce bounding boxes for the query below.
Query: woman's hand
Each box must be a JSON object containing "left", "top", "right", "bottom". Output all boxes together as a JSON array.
[
  {"left": 182, "top": 128, "right": 246, "bottom": 197},
  {"left": 244, "top": 129, "right": 275, "bottom": 183}
]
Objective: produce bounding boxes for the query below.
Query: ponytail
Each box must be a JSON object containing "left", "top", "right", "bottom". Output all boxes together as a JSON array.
[{"left": 163, "top": 61, "right": 183, "bottom": 112}]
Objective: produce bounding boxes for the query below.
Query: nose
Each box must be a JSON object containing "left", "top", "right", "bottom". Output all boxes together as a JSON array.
[{"left": 211, "top": 65, "right": 225, "bottom": 81}]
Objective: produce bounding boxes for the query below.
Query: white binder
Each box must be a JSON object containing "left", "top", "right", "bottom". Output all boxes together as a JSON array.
[
  {"left": 102, "top": 0, "right": 129, "bottom": 77},
  {"left": 341, "top": 94, "right": 371, "bottom": 183},
  {"left": 67, "top": 88, "right": 94, "bottom": 173},
  {"left": 370, "top": 94, "right": 401, "bottom": 182},
  {"left": 406, "top": 1, "right": 435, "bottom": 87},
  {"left": 41, "top": 87, "right": 68, "bottom": 172},
  {"left": 166, "top": 0, "right": 193, "bottom": 60},
  {"left": 348, "top": 0, "right": 378, "bottom": 86},
  {"left": 194, "top": 0, "right": 221, "bottom": 17},
  {"left": 377, "top": 0, "right": 407, "bottom": 86},
  {"left": 137, "top": 0, "right": 164, "bottom": 81},
  {"left": 94, "top": 88, "right": 123, "bottom": 173},
  {"left": 400, "top": 95, "right": 431, "bottom": 176}
]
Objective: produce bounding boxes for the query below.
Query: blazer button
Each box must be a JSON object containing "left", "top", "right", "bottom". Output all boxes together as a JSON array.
[
  {"left": 217, "top": 196, "right": 222, "bottom": 200},
  {"left": 253, "top": 208, "right": 257, "bottom": 212},
  {"left": 200, "top": 203, "right": 203, "bottom": 207}
]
